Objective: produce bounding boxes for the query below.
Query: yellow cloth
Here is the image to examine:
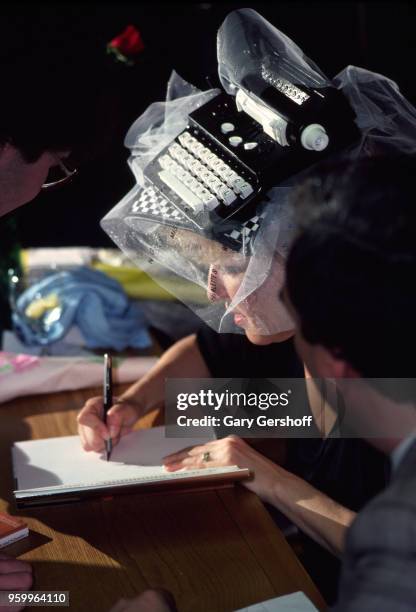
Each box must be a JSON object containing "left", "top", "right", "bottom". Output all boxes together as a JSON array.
[
  {"left": 20, "top": 250, "right": 29, "bottom": 270},
  {"left": 92, "top": 263, "right": 207, "bottom": 303},
  {"left": 24, "top": 293, "right": 59, "bottom": 319},
  {"left": 21, "top": 249, "right": 207, "bottom": 303}
]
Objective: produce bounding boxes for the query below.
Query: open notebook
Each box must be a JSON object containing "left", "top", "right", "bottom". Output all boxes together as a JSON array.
[{"left": 12, "top": 427, "right": 249, "bottom": 508}]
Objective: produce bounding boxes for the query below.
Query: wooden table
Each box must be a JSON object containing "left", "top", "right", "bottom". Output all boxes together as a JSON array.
[{"left": 0, "top": 386, "right": 325, "bottom": 612}]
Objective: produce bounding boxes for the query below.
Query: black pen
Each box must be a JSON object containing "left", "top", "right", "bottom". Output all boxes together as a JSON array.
[{"left": 103, "top": 353, "right": 113, "bottom": 461}]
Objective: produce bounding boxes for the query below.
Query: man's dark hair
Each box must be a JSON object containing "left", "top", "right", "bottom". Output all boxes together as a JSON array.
[
  {"left": 0, "top": 10, "right": 122, "bottom": 164},
  {"left": 286, "top": 155, "right": 416, "bottom": 379}
]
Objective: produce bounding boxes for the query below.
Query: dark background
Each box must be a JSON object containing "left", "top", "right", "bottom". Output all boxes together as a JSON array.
[{"left": 2, "top": 1, "right": 416, "bottom": 249}]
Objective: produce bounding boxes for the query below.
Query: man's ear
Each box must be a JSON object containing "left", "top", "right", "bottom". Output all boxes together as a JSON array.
[{"left": 313, "top": 344, "right": 361, "bottom": 378}]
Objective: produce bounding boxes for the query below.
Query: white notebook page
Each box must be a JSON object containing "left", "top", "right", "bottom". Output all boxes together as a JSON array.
[
  {"left": 235, "top": 591, "right": 317, "bottom": 611},
  {"left": 13, "top": 427, "right": 241, "bottom": 495}
]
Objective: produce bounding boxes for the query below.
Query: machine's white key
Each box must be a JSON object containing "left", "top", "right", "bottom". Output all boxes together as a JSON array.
[
  {"left": 205, "top": 152, "right": 219, "bottom": 166},
  {"left": 179, "top": 141, "right": 192, "bottom": 153},
  {"left": 224, "top": 171, "right": 240, "bottom": 187},
  {"left": 221, "top": 122, "right": 235, "bottom": 134},
  {"left": 183, "top": 137, "right": 198, "bottom": 153},
  {"left": 187, "top": 158, "right": 201, "bottom": 173},
  {"left": 215, "top": 165, "right": 232, "bottom": 181},
  {"left": 244, "top": 141, "right": 258, "bottom": 150},
  {"left": 202, "top": 175, "right": 224, "bottom": 196},
  {"left": 230, "top": 176, "right": 247, "bottom": 193},
  {"left": 192, "top": 161, "right": 208, "bottom": 177},
  {"left": 199, "top": 189, "right": 219, "bottom": 211},
  {"left": 181, "top": 153, "right": 195, "bottom": 170},
  {"left": 209, "top": 157, "right": 223, "bottom": 170},
  {"left": 221, "top": 169, "right": 236, "bottom": 183},
  {"left": 218, "top": 186, "right": 237, "bottom": 205},
  {"left": 159, "top": 155, "right": 175, "bottom": 171},
  {"left": 168, "top": 160, "right": 181, "bottom": 175},
  {"left": 158, "top": 170, "right": 204, "bottom": 213},
  {"left": 175, "top": 167, "right": 187, "bottom": 180},
  {"left": 238, "top": 181, "right": 254, "bottom": 198},
  {"left": 199, "top": 148, "right": 213, "bottom": 164},
  {"left": 201, "top": 169, "right": 216, "bottom": 183},
  {"left": 184, "top": 133, "right": 197, "bottom": 145},
  {"left": 193, "top": 143, "right": 206, "bottom": 158},
  {"left": 168, "top": 143, "right": 183, "bottom": 160},
  {"left": 182, "top": 173, "right": 196, "bottom": 188},
  {"left": 188, "top": 177, "right": 201, "bottom": 191},
  {"left": 179, "top": 168, "right": 200, "bottom": 190},
  {"left": 178, "top": 133, "right": 191, "bottom": 147},
  {"left": 229, "top": 135, "right": 243, "bottom": 147},
  {"left": 208, "top": 177, "right": 223, "bottom": 191}
]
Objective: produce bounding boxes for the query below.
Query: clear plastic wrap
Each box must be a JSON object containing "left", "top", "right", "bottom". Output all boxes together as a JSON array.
[
  {"left": 101, "top": 9, "right": 416, "bottom": 339},
  {"left": 334, "top": 65, "right": 416, "bottom": 156},
  {"left": 124, "top": 70, "right": 219, "bottom": 186},
  {"left": 217, "top": 7, "right": 330, "bottom": 96}
]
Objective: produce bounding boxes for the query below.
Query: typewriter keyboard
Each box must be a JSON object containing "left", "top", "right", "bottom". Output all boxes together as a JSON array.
[{"left": 145, "top": 128, "right": 256, "bottom": 225}]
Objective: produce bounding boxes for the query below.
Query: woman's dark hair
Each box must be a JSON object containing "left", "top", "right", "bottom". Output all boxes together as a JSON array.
[
  {"left": 286, "top": 155, "right": 416, "bottom": 379},
  {"left": 0, "top": 10, "right": 122, "bottom": 164}
]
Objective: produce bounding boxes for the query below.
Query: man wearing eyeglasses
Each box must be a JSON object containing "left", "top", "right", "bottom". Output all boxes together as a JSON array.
[
  {"left": 0, "top": 21, "right": 104, "bottom": 217},
  {"left": 0, "top": 7, "right": 181, "bottom": 610},
  {"left": 0, "top": 149, "right": 77, "bottom": 217},
  {"left": 0, "top": 11, "right": 107, "bottom": 607}
]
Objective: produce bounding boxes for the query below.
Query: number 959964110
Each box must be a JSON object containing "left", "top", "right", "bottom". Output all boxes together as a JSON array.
[{"left": 0, "top": 591, "right": 68, "bottom": 607}]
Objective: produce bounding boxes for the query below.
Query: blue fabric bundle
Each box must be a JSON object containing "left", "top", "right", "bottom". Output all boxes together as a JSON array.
[{"left": 13, "top": 266, "right": 151, "bottom": 350}]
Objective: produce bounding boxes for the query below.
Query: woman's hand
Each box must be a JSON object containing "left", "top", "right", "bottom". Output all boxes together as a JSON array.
[
  {"left": 164, "top": 435, "right": 355, "bottom": 557},
  {"left": 77, "top": 396, "right": 141, "bottom": 452},
  {"left": 109, "top": 589, "right": 176, "bottom": 612},
  {"left": 0, "top": 554, "right": 32, "bottom": 612},
  {"left": 163, "top": 435, "right": 286, "bottom": 504}
]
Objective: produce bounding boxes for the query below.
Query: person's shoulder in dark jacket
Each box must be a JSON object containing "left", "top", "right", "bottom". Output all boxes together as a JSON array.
[{"left": 335, "top": 440, "right": 416, "bottom": 611}]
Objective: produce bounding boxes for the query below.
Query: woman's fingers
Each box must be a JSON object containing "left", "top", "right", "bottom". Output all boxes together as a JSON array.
[{"left": 78, "top": 397, "right": 139, "bottom": 452}]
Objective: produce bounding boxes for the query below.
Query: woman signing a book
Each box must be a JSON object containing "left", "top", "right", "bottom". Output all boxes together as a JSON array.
[{"left": 77, "top": 222, "right": 387, "bottom": 604}]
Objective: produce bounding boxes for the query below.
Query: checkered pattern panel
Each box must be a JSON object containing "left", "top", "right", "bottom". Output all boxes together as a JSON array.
[
  {"left": 131, "top": 186, "right": 186, "bottom": 222},
  {"left": 224, "top": 212, "right": 266, "bottom": 248},
  {"left": 129, "top": 185, "right": 265, "bottom": 253}
]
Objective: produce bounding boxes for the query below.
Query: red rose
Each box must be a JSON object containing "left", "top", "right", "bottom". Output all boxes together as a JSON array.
[{"left": 107, "top": 25, "right": 144, "bottom": 64}]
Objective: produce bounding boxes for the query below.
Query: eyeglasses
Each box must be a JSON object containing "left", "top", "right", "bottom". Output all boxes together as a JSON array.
[{"left": 41, "top": 156, "right": 78, "bottom": 191}]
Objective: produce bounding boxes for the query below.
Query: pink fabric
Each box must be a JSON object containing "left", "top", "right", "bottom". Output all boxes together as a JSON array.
[{"left": 0, "top": 353, "right": 157, "bottom": 404}]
